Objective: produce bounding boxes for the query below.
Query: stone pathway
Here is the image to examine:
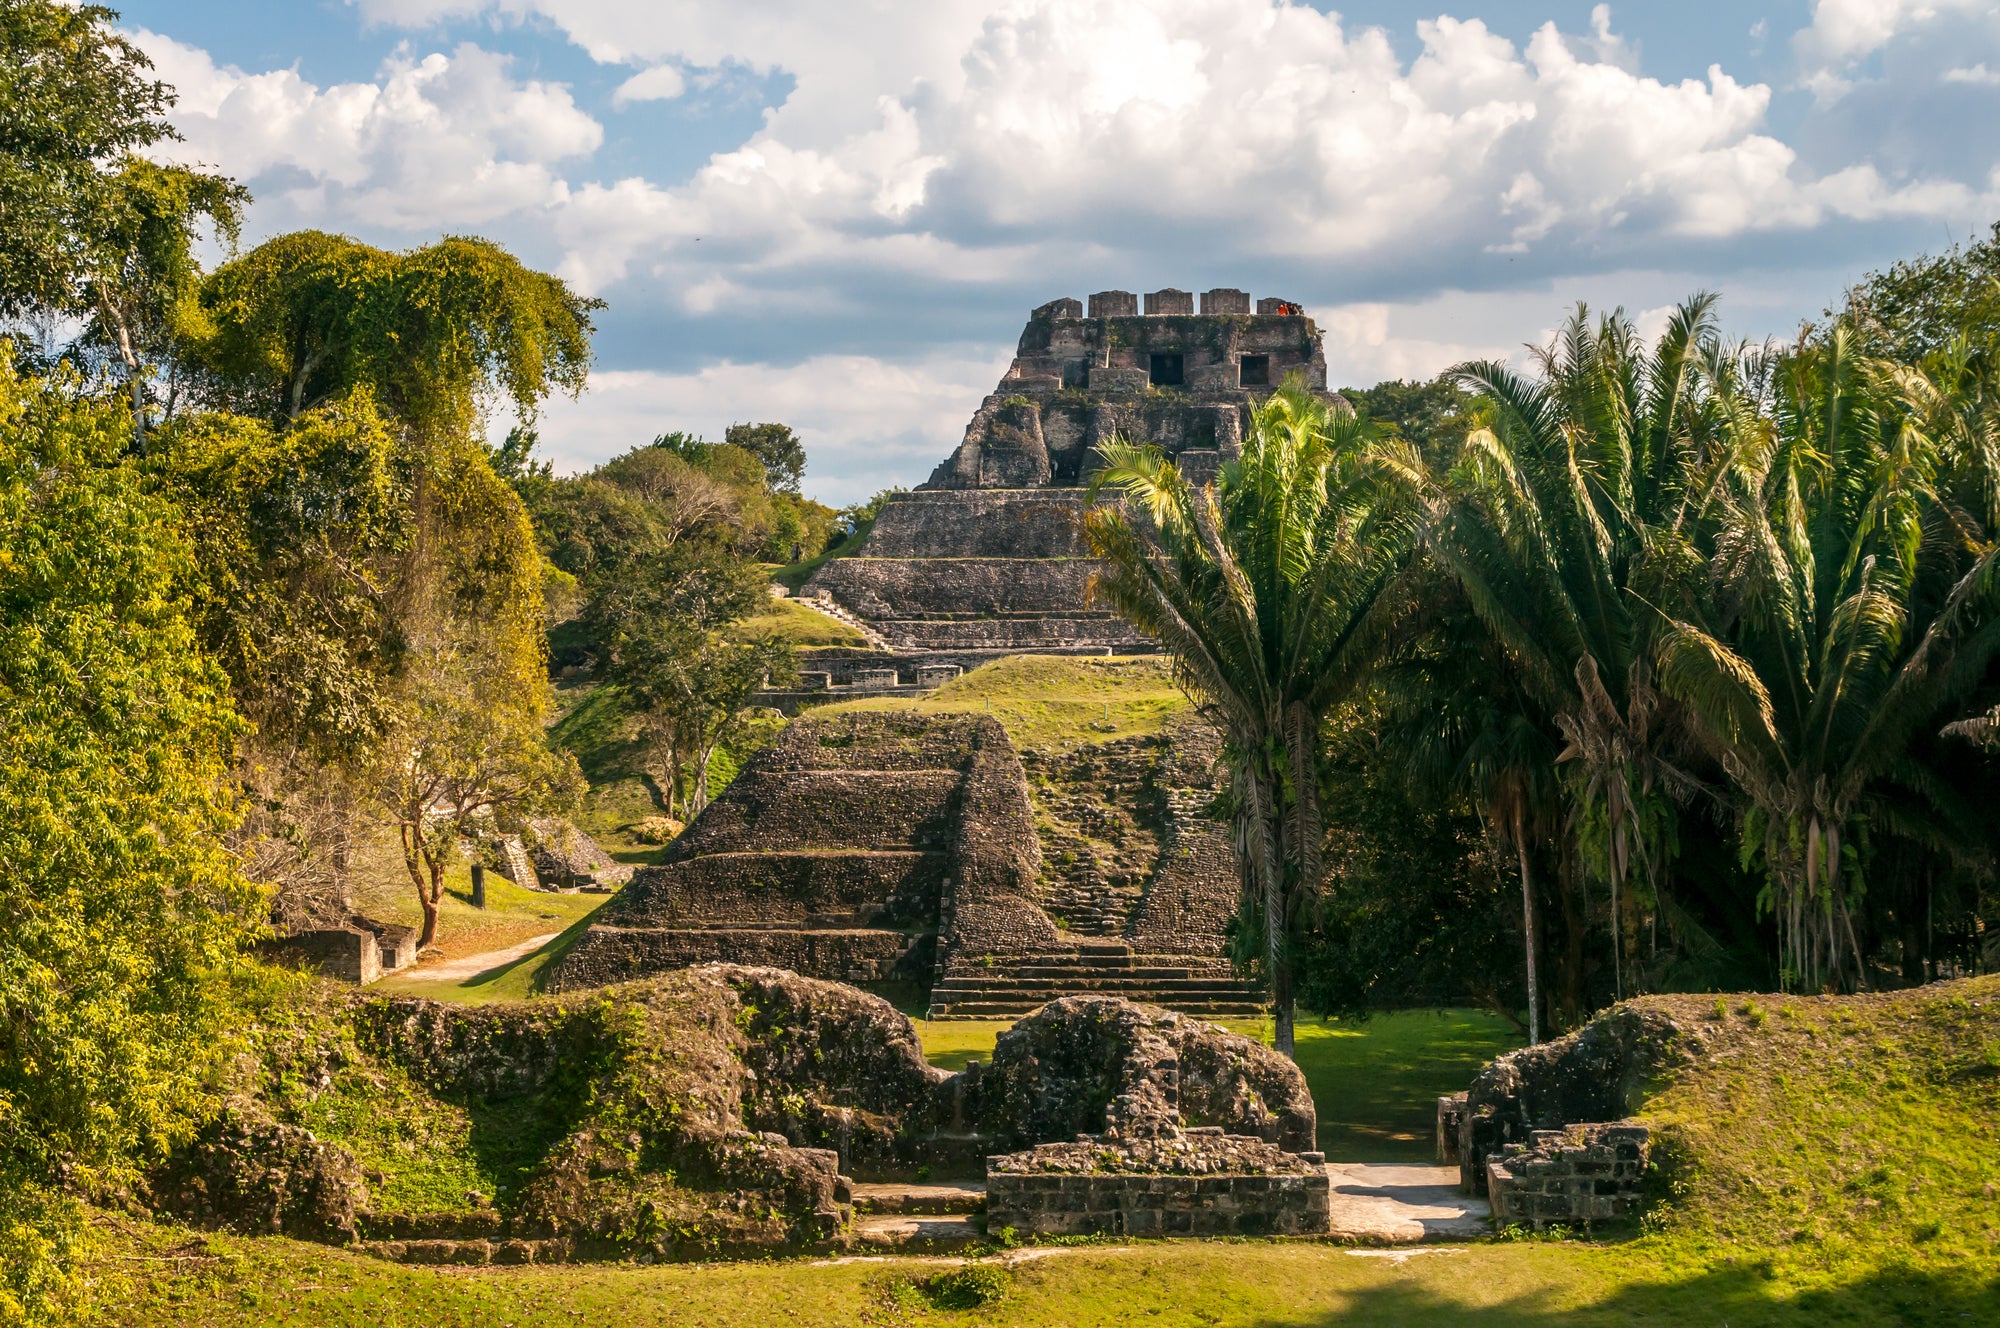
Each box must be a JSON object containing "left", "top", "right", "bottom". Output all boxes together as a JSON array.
[
  {"left": 1323, "top": 1163, "right": 1490, "bottom": 1242},
  {"left": 408, "top": 933, "right": 559, "bottom": 982},
  {"left": 849, "top": 1181, "right": 985, "bottom": 1215}
]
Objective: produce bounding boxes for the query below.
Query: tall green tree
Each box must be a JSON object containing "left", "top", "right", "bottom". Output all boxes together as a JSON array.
[
  {"left": 1086, "top": 384, "right": 1423, "bottom": 1056},
  {"left": 725, "top": 421, "right": 808, "bottom": 495},
  {"left": 0, "top": 2, "right": 245, "bottom": 442},
  {"left": 0, "top": 352, "right": 263, "bottom": 1319},
  {"left": 193, "top": 230, "right": 599, "bottom": 443},
  {"left": 1438, "top": 297, "right": 1735, "bottom": 1001},
  {"left": 595, "top": 543, "right": 794, "bottom": 819}
]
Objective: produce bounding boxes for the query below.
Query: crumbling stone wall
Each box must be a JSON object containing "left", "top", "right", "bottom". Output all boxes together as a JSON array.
[
  {"left": 985, "top": 1128, "right": 1330, "bottom": 1237},
  {"left": 153, "top": 972, "right": 1318, "bottom": 1258},
  {"left": 526, "top": 818, "right": 633, "bottom": 890},
  {"left": 1444, "top": 1000, "right": 1692, "bottom": 1230},
  {"left": 1483, "top": 1124, "right": 1651, "bottom": 1230},
  {"left": 1452, "top": 1003, "right": 1685, "bottom": 1195}
]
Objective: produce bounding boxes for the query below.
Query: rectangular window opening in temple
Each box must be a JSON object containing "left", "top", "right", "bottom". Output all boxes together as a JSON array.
[
  {"left": 1239, "top": 354, "right": 1269, "bottom": 388},
  {"left": 1149, "top": 352, "right": 1184, "bottom": 387}
]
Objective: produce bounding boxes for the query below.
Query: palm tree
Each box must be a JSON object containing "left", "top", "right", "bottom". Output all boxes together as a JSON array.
[
  {"left": 1653, "top": 327, "right": 2000, "bottom": 991},
  {"left": 1084, "top": 384, "right": 1423, "bottom": 1056},
  {"left": 1437, "top": 297, "right": 1731, "bottom": 998}
]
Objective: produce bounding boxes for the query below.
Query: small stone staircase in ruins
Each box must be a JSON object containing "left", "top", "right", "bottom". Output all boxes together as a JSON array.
[{"left": 926, "top": 940, "right": 1266, "bottom": 1019}]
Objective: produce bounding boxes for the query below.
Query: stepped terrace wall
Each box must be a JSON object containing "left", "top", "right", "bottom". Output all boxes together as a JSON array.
[{"left": 546, "top": 711, "right": 1054, "bottom": 996}]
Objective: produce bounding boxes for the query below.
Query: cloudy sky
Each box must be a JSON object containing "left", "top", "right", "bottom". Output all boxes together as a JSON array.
[{"left": 122, "top": 0, "right": 2000, "bottom": 504}]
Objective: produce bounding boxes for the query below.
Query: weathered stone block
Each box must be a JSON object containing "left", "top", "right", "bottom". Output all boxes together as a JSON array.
[
  {"left": 1088, "top": 290, "right": 1138, "bottom": 318},
  {"left": 1145, "top": 289, "right": 1194, "bottom": 316},
  {"left": 1200, "top": 288, "right": 1250, "bottom": 315}
]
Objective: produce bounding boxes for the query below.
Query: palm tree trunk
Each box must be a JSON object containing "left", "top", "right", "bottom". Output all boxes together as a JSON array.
[
  {"left": 1513, "top": 803, "right": 1541, "bottom": 1046},
  {"left": 1243, "top": 757, "right": 1294, "bottom": 1059}
]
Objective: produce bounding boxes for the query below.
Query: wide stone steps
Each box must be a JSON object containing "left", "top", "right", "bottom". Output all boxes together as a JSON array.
[
  {"left": 931, "top": 975, "right": 1247, "bottom": 993},
  {"left": 925, "top": 949, "right": 1266, "bottom": 1019},
  {"left": 930, "top": 998, "right": 1268, "bottom": 1019}
]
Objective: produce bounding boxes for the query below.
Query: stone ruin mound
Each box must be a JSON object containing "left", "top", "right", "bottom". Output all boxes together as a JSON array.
[
  {"left": 148, "top": 970, "right": 1315, "bottom": 1262},
  {"left": 1438, "top": 1000, "right": 1698, "bottom": 1231},
  {"left": 545, "top": 709, "right": 1263, "bottom": 1018}
]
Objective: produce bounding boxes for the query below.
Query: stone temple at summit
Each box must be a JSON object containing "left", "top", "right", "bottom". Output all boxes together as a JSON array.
[{"left": 801, "top": 287, "right": 1343, "bottom": 663}]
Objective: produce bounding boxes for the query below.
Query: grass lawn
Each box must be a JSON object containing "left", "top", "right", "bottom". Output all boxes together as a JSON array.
[
  {"left": 91, "top": 1218, "right": 2000, "bottom": 1327},
  {"left": 818, "top": 654, "right": 1191, "bottom": 753},
  {"left": 912, "top": 1011, "right": 1521, "bottom": 1160},
  {"left": 724, "top": 590, "right": 867, "bottom": 646},
  {"left": 345, "top": 824, "right": 607, "bottom": 967}
]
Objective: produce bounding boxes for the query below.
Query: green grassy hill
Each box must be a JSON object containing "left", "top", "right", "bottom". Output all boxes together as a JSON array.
[{"left": 1626, "top": 978, "right": 2000, "bottom": 1266}]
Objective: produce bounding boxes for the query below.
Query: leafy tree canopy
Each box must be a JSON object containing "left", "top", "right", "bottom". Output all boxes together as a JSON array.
[
  {"left": 194, "top": 230, "right": 601, "bottom": 444},
  {"left": 724, "top": 420, "right": 807, "bottom": 495},
  {"left": 1839, "top": 220, "right": 2000, "bottom": 363}
]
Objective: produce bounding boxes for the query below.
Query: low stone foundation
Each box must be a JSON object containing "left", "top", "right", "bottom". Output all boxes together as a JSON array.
[
  {"left": 985, "top": 1128, "right": 1329, "bottom": 1237},
  {"left": 1484, "top": 1124, "right": 1650, "bottom": 1230}
]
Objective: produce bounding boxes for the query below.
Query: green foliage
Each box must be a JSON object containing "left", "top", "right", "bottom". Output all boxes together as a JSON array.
[
  {"left": 152, "top": 394, "right": 409, "bottom": 761},
  {"left": 0, "top": 353, "right": 265, "bottom": 1319},
  {"left": 1341, "top": 375, "right": 1483, "bottom": 465},
  {"left": 1300, "top": 699, "right": 1524, "bottom": 1022},
  {"left": 598, "top": 544, "right": 796, "bottom": 820},
  {"left": 1647, "top": 327, "right": 2000, "bottom": 992},
  {"left": 1839, "top": 219, "right": 2000, "bottom": 363},
  {"left": 0, "top": 3, "right": 243, "bottom": 341},
  {"left": 193, "top": 230, "right": 599, "bottom": 440},
  {"left": 725, "top": 420, "right": 807, "bottom": 495}
]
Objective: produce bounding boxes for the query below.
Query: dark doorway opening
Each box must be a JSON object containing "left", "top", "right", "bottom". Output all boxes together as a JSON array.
[
  {"left": 1149, "top": 352, "right": 1185, "bottom": 387},
  {"left": 1239, "top": 354, "right": 1270, "bottom": 388}
]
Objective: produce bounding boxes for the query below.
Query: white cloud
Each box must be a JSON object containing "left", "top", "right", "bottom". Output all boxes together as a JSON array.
[
  {"left": 612, "top": 65, "right": 686, "bottom": 105},
  {"left": 1794, "top": 0, "right": 2000, "bottom": 100},
  {"left": 517, "top": 1, "right": 1989, "bottom": 303},
  {"left": 1944, "top": 63, "right": 2000, "bottom": 86},
  {"left": 1796, "top": 0, "right": 1991, "bottom": 67},
  {"left": 134, "top": 30, "right": 601, "bottom": 230},
  {"left": 523, "top": 350, "right": 1012, "bottom": 503},
  {"left": 135, "top": 2, "right": 2000, "bottom": 493}
]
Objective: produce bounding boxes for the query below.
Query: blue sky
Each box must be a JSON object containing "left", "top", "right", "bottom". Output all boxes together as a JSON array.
[{"left": 122, "top": 1, "right": 2000, "bottom": 503}]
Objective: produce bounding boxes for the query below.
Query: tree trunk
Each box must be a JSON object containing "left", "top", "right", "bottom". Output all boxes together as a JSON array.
[
  {"left": 1514, "top": 804, "right": 1541, "bottom": 1046},
  {"left": 1272, "top": 959, "right": 1295, "bottom": 1060},
  {"left": 691, "top": 741, "right": 716, "bottom": 818},
  {"left": 421, "top": 854, "right": 448, "bottom": 951},
  {"left": 1261, "top": 768, "right": 1294, "bottom": 1061},
  {"left": 399, "top": 821, "right": 439, "bottom": 950}
]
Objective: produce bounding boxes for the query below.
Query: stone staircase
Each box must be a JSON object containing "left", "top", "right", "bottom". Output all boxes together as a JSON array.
[
  {"left": 926, "top": 941, "right": 1265, "bottom": 1019},
  {"left": 1039, "top": 875, "right": 1140, "bottom": 936}
]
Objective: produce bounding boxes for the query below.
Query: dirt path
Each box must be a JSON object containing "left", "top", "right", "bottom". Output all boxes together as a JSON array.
[{"left": 409, "top": 933, "right": 559, "bottom": 982}]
